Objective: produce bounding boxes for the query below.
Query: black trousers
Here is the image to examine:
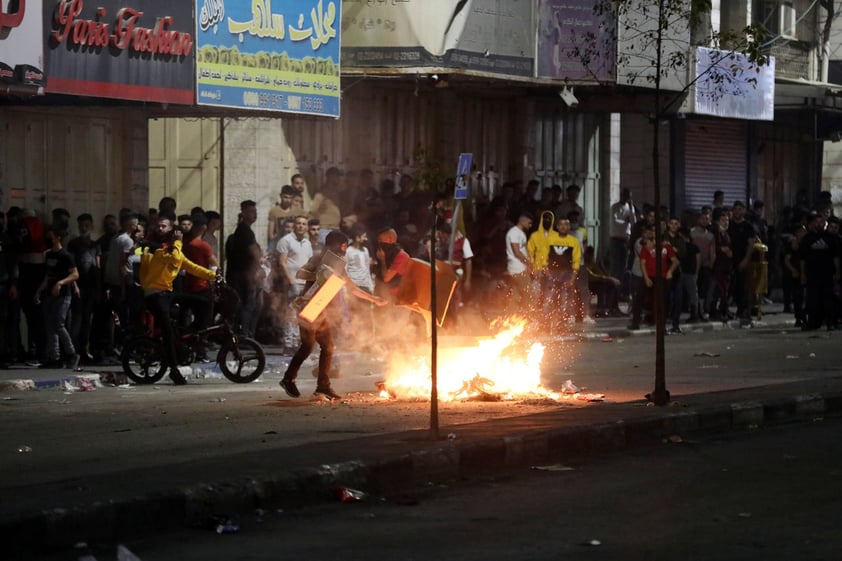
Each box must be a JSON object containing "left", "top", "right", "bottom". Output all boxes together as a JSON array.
[
  {"left": 283, "top": 320, "right": 334, "bottom": 391},
  {"left": 144, "top": 292, "right": 180, "bottom": 375}
]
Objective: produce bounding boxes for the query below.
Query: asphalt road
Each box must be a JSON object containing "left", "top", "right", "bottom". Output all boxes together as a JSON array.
[
  {"left": 59, "top": 415, "right": 842, "bottom": 561},
  {"left": 2, "top": 326, "right": 838, "bottom": 494}
]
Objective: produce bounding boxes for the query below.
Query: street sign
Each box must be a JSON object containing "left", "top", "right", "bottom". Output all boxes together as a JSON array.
[{"left": 453, "top": 153, "right": 472, "bottom": 200}]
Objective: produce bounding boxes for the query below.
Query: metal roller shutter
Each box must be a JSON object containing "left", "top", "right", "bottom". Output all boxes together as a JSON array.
[{"left": 684, "top": 119, "right": 748, "bottom": 211}]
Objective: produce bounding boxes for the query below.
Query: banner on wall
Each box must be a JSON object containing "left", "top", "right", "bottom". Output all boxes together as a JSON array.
[
  {"left": 0, "top": 0, "right": 46, "bottom": 87},
  {"left": 536, "top": 0, "right": 615, "bottom": 82},
  {"left": 195, "top": 0, "right": 341, "bottom": 117},
  {"left": 694, "top": 47, "right": 775, "bottom": 121},
  {"left": 341, "top": 0, "right": 533, "bottom": 78},
  {"left": 43, "top": 0, "right": 194, "bottom": 103}
]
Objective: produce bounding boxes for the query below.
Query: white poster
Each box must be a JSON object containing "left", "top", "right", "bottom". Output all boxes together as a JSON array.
[{"left": 694, "top": 47, "right": 775, "bottom": 121}]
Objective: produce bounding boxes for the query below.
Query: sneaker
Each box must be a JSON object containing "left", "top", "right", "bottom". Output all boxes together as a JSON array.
[
  {"left": 66, "top": 354, "right": 81, "bottom": 371},
  {"left": 582, "top": 316, "right": 596, "bottom": 325},
  {"left": 627, "top": 323, "right": 640, "bottom": 331},
  {"left": 280, "top": 378, "right": 300, "bottom": 398},
  {"left": 669, "top": 326, "right": 682, "bottom": 335},
  {"left": 314, "top": 386, "right": 342, "bottom": 401}
]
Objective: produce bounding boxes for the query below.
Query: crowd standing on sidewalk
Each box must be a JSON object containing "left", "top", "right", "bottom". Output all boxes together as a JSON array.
[{"left": 0, "top": 168, "right": 840, "bottom": 371}]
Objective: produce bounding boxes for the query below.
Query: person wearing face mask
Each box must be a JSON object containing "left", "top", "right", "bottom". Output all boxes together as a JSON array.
[
  {"left": 34, "top": 226, "right": 80, "bottom": 370},
  {"left": 139, "top": 212, "right": 218, "bottom": 385},
  {"left": 66, "top": 214, "right": 101, "bottom": 364},
  {"left": 526, "top": 210, "right": 568, "bottom": 327}
]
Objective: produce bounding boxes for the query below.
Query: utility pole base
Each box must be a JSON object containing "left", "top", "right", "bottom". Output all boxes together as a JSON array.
[{"left": 645, "top": 389, "right": 671, "bottom": 406}]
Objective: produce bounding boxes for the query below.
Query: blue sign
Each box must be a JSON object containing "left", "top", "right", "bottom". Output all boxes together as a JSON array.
[
  {"left": 195, "top": 0, "right": 341, "bottom": 117},
  {"left": 453, "top": 153, "right": 472, "bottom": 200}
]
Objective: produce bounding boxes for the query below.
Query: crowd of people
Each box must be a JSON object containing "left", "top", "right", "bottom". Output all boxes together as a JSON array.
[{"left": 0, "top": 168, "right": 839, "bottom": 377}]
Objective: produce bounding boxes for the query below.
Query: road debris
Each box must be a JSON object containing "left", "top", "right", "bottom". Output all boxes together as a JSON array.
[
  {"left": 531, "top": 464, "right": 575, "bottom": 472},
  {"left": 207, "top": 515, "right": 240, "bottom": 534},
  {"left": 337, "top": 487, "right": 368, "bottom": 503},
  {"left": 117, "top": 544, "right": 144, "bottom": 560},
  {"left": 561, "top": 379, "right": 581, "bottom": 394},
  {"left": 693, "top": 351, "right": 720, "bottom": 357}
]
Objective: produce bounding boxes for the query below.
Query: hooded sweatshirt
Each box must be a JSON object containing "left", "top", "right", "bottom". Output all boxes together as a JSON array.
[{"left": 527, "top": 211, "right": 566, "bottom": 271}]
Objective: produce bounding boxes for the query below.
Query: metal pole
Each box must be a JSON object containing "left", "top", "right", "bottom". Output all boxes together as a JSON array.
[
  {"left": 448, "top": 200, "right": 461, "bottom": 265},
  {"left": 649, "top": 0, "right": 670, "bottom": 406},
  {"left": 430, "top": 211, "right": 440, "bottom": 439}
]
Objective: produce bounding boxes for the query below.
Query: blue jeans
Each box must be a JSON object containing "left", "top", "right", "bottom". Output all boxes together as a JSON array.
[{"left": 43, "top": 293, "right": 74, "bottom": 361}]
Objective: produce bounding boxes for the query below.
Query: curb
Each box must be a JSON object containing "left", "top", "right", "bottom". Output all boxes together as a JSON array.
[
  {"left": 0, "top": 373, "right": 109, "bottom": 393},
  {"left": 6, "top": 388, "right": 840, "bottom": 554}
]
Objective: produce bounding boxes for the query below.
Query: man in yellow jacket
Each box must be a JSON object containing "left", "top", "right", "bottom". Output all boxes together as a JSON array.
[
  {"left": 140, "top": 212, "right": 217, "bottom": 385},
  {"left": 527, "top": 211, "right": 581, "bottom": 327}
]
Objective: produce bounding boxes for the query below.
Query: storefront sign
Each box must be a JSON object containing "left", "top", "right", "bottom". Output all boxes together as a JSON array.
[
  {"left": 0, "top": 0, "right": 46, "bottom": 88},
  {"left": 536, "top": 0, "right": 615, "bottom": 82},
  {"left": 195, "top": 0, "right": 341, "bottom": 117},
  {"left": 341, "top": 0, "right": 533, "bottom": 78},
  {"left": 44, "top": 0, "right": 194, "bottom": 103},
  {"left": 694, "top": 47, "right": 775, "bottom": 121}
]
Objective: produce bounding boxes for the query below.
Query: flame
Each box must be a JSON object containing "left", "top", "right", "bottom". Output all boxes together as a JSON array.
[{"left": 383, "top": 319, "right": 558, "bottom": 401}]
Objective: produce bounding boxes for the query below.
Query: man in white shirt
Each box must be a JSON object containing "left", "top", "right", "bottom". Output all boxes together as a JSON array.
[
  {"left": 609, "top": 188, "right": 636, "bottom": 281},
  {"left": 104, "top": 212, "right": 138, "bottom": 333},
  {"left": 276, "top": 216, "right": 313, "bottom": 353},
  {"left": 505, "top": 212, "right": 533, "bottom": 313},
  {"left": 345, "top": 223, "right": 374, "bottom": 293}
]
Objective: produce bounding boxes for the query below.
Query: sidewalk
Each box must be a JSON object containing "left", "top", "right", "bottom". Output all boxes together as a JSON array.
[{"left": 0, "top": 303, "right": 795, "bottom": 392}]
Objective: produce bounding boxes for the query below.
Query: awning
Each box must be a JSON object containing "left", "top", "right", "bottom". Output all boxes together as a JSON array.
[{"left": 775, "top": 77, "right": 842, "bottom": 103}]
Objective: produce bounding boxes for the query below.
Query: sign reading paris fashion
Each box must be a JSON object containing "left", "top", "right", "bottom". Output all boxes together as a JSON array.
[
  {"left": 195, "top": 0, "right": 341, "bottom": 117},
  {"left": 44, "top": 0, "right": 194, "bottom": 103}
]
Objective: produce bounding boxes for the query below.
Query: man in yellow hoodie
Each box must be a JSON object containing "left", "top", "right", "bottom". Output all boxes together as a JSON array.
[
  {"left": 527, "top": 211, "right": 581, "bottom": 326},
  {"left": 140, "top": 212, "right": 217, "bottom": 385}
]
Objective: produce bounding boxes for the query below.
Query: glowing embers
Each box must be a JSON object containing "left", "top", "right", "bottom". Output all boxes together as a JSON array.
[{"left": 380, "top": 319, "right": 556, "bottom": 402}]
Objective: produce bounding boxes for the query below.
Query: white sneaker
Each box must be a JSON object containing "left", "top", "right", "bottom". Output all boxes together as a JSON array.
[{"left": 582, "top": 316, "right": 596, "bottom": 324}]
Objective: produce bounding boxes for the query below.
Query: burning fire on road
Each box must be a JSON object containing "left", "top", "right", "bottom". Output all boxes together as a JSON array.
[{"left": 379, "top": 318, "right": 566, "bottom": 402}]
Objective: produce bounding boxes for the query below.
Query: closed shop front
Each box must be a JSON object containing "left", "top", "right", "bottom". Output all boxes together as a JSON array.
[{"left": 683, "top": 119, "right": 749, "bottom": 211}]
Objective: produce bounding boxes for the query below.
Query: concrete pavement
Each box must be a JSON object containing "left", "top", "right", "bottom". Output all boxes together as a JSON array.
[
  {"left": 0, "top": 304, "right": 795, "bottom": 392},
  {"left": 6, "top": 304, "right": 837, "bottom": 558}
]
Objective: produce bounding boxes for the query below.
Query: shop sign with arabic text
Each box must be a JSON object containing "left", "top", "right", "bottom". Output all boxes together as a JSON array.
[{"left": 196, "top": 0, "right": 341, "bottom": 117}]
